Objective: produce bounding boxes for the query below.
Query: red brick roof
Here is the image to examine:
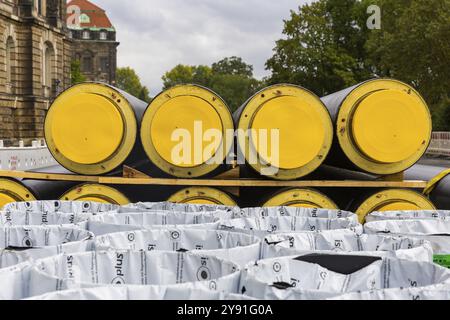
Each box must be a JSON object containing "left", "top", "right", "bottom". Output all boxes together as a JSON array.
[{"left": 67, "top": 0, "right": 113, "bottom": 29}]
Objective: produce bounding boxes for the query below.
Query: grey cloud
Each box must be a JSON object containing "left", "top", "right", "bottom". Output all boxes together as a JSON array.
[{"left": 93, "top": 0, "right": 308, "bottom": 96}]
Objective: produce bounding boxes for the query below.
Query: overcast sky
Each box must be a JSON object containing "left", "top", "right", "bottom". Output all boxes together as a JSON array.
[{"left": 92, "top": 0, "right": 309, "bottom": 95}]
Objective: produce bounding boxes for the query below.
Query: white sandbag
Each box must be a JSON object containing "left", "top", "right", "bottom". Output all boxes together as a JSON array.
[
  {"left": 127, "top": 202, "right": 240, "bottom": 214},
  {"left": 238, "top": 207, "right": 358, "bottom": 223},
  {"left": 28, "top": 250, "right": 240, "bottom": 299},
  {"left": 330, "top": 284, "right": 450, "bottom": 300},
  {"left": 0, "top": 226, "right": 94, "bottom": 269},
  {"left": 88, "top": 211, "right": 228, "bottom": 227},
  {"left": 365, "top": 219, "right": 450, "bottom": 254},
  {"left": 0, "top": 210, "right": 91, "bottom": 227},
  {"left": 262, "top": 231, "right": 433, "bottom": 262},
  {"left": 366, "top": 210, "right": 450, "bottom": 223},
  {"left": 95, "top": 229, "right": 261, "bottom": 267},
  {"left": 219, "top": 216, "right": 363, "bottom": 238},
  {"left": 2, "top": 201, "right": 118, "bottom": 214},
  {"left": 27, "top": 286, "right": 227, "bottom": 300},
  {"left": 240, "top": 255, "right": 450, "bottom": 300},
  {"left": 0, "top": 262, "right": 32, "bottom": 300}
]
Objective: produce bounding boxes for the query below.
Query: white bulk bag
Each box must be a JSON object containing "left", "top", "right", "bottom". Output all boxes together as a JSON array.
[
  {"left": 240, "top": 255, "right": 450, "bottom": 300},
  {"left": 365, "top": 219, "right": 450, "bottom": 254},
  {"left": 219, "top": 216, "right": 362, "bottom": 238},
  {"left": 330, "top": 284, "right": 450, "bottom": 300},
  {"left": 238, "top": 207, "right": 358, "bottom": 223},
  {"left": 95, "top": 229, "right": 261, "bottom": 267},
  {"left": 0, "top": 210, "right": 91, "bottom": 227},
  {"left": 126, "top": 202, "right": 240, "bottom": 214},
  {"left": 28, "top": 250, "right": 240, "bottom": 299},
  {"left": 0, "top": 226, "right": 94, "bottom": 269},
  {"left": 2, "top": 201, "right": 118, "bottom": 214},
  {"left": 89, "top": 211, "right": 228, "bottom": 227},
  {"left": 366, "top": 211, "right": 450, "bottom": 223},
  {"left": 27, "top": 286, "right": 227, "bottom": 300},
  {"left": 0, "top": 262, "right": 32, "bottom": 300},
  {"left": 262, "top": 231, "right": 433, "bottom": 262}
]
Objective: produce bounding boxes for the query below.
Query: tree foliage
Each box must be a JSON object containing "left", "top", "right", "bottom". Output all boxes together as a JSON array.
[
  {"left": 266, "top": 0, "right": 450, "bottom": 129},
  {"left": 116, "top": 67, "right": 151, "bottom": 102},
  {"left": 162, "top": 57, "right": 264, "bottom": 112},
  {"left": 70, "top": 60, "right": 86, "bottom": 85}
]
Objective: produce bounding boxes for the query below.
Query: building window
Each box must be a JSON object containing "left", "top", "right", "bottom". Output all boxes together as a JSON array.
[
  {"left": 99, "top": 57, "right": 109, "bottom": 72},
  {"left": 100, "top": 31, "right": 107, "bottom": 40},
  {"left": 80, "top": 13, "right": 91, "bottom": 24},
  {"left": 82, "top": 31, "right": 90, "bottom": 39},
  {"left": 43, "top": 42, "right": 55, "bottom": 88},
  {"left": 82, "top": 56, "right": 93, "bottom": 73},
  {"left": 6, "top": 37, "right": 14, "bottom": 85},
  {"left": 36, "top": 0, "right": 46, "bottom": 16}
]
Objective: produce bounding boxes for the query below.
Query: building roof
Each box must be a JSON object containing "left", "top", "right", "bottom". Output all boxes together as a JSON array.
[{"left": 67, "top": 0, "right": 114, "bottom": 31}]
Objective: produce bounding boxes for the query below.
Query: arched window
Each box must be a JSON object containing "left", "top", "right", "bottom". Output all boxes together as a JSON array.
[
  {"left": 42, "top": 42, "right": 55, "bottom": 95},
  {"left": 82, "top": 30, "right": 90, "bottom": 40},
  {"left": 99, "top": 31, "right": 107, "bottom": 40}
]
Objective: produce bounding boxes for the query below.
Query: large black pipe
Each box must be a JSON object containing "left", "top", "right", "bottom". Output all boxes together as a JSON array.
[
  {"left": 405, "top": 164, "right": 450, "bottom": 209},
  {"left": 44, "top": 82, "right": 149, "bottom": 176},
  {"left": 321, "top": 79, "right": 432, "bottom": 176}
]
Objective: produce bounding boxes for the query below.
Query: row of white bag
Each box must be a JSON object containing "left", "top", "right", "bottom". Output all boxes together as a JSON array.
[{"left": 2, "top": 248, "right": 450, "bottom": 300}]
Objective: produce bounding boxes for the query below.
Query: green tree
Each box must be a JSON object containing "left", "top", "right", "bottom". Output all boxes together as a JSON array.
[
  {"left": 366, "top": 0, "right": 450, "bottom": 130},
  {"left": 212, "top": 56, "right": 254, "bottom": 78},
  {"left": 161, "top": 57, "right": 264, "bottom": 112},
  {"left": 70, "top": 60, "right": 86, "bottom": 85},
  {"left": 266, "top": 0, "right": 373, "bottom": 96},
  {"left": 116, "top": 67, "right": 151, "bottom": 102}
]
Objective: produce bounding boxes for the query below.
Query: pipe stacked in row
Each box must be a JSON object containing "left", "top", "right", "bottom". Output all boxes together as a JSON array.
[{"left": 0, "top": 78, "right": 445, "bottom": 216}]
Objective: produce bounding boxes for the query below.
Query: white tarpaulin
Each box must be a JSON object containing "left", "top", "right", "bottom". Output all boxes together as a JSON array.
[
  {"left": 239, "top": 255, "right": 450, "bottom": 300},
  {"left": 27, "top": 250, "right": 241, "bottom": 298},
  {"left": 0, "top": 226, "right": 94, "bottom": 269},
  {"left": 330, "top": 284, "right": 450, "bottom": 300},
  {"left": 219, "top": 216, "right": 362, "bottom": 238},
  {"left": 95, "top": 229, "right": 261, "bottom": 267},
  {"left": 365, "top": 219, "right": 450, "bottom": 254},
  {"left": 366, "top": 211, "right": 450, "bottom": 223},
  {"left": 2, "top": 201, "right": 119, "bottom": 214},
  {"left": 262, "top": 231, "right": 433, "bottom": 262}
]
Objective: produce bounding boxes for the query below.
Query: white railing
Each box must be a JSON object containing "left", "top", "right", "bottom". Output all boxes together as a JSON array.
[
  {"left": 427, "top": 132, "right": 450, "bottom": 157},
  {"left": 0, "top": 140, "right": 57, "bottom": 171}
]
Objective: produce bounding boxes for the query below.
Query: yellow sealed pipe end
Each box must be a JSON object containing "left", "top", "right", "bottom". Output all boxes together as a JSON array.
[
  {"left": 60, "top": 184, "right": 130, "bottom": 205},
  {"left": 45, "top": 83, "right": 137, "bottom": 175},
  {"left": 356, "top": 189, "right": 436, "bottom": 223},
  {"left": 338, "top": 79, "right": 432, "bottom": 174},
  {"left": 263, "top": 188, "right": 338, "bottom": 209},
  {"left": 237, "top": 84, "right": 333, "bottom": 180},
  {"left": 0, "top": 179, "right": 36, "bottom": 208},
  {"left": 168, "top": 187, "right": 237, "bottom": 206},
  {"left": 141, "top": 85, "right": 234, "bottom": 178}
]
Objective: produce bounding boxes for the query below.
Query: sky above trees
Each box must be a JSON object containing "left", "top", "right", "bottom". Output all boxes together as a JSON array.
[{"left": 93, "top": 0, "right": 309, "bottom": 95}]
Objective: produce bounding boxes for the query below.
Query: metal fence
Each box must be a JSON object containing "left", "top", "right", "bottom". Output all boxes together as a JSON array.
[
  {"left": 0, "top": 140, "right": 56, "bottom": 171},
  {"left": 427, "top": 132, "right": 450, "bottom": 157}
]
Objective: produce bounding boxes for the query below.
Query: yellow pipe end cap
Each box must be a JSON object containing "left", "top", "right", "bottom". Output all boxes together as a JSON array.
[
  {"left": 0, "top": 179, "right": 36, "bottom": 208},
  {"left": 60, "top": 184, "right": 130, "bottom": 205},
  {"left": 352, "top": 89, "right": 431, "bottom": 163},
  {"left": 150, "top": 95, "right": 223, "bottom": 167},
  {"left": 50, "top": 92, "right": 125, "bottom": 165},
  {"left": 252, "top": 95, "right": 328, "bottom": 169},
  {"left": 263, "top": 188, "right": 338, "bottom": 209},
  {"left": 168, "top": 187, "right": 237, "bottom": 206}
]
